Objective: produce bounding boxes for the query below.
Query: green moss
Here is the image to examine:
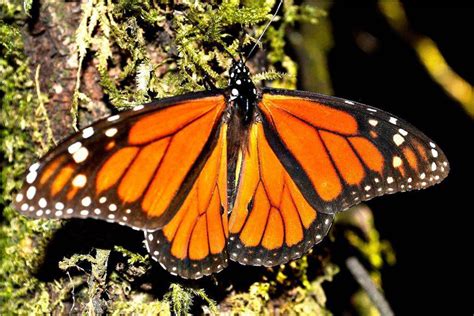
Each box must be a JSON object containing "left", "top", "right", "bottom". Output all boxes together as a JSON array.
[{"left": 0, "top": 4, "right": 63, "bottom": 313}]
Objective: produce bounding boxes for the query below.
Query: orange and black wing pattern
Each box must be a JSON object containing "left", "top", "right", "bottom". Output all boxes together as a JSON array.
[
  {"left": 228, "top": 123, "right": 334, "bottom": 266},
  {"left": 258, "top": 89, "right": 449, "bottom": 215},
  {"left": 144, "top": 124, "right": 229, "bottom": 279},
  {"left": 13, "top": 92, "right": 226, "bottom": 231}
]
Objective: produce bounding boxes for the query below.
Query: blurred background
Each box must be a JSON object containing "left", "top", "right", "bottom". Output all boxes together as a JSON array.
[{"left": 307, "top": 2, "right": 472, "bottom": 314}]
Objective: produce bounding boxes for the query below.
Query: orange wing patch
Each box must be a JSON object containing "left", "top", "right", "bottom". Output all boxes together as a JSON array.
[
  {"left": 403, "top": 147, "right": 419, "bottom": 172},
  {"left": 320, "top": 131, "right": 365, "bottom": 186},
  {"left": 40, "top": 156, "right": 65, "bottom": 185},
  {"left": 228, "top": 123, "right": 334, "bottom": 266},
  {"left": 145, "top": 124, "right": 228, "bottom": 279},
  {"left": 263, "top": 94, "right": 358, "bottom": 134},
  {"left": 349, "top": 137, "right": 384, "bottom": 173},
  {"left": 96, "top": 147, "right": 139, "bottom": 194}
]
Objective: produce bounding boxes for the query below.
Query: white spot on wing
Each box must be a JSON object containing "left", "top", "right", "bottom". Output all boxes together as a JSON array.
[
  {"left": 368, "top": 119, "right": 378, "bottom": 126},
  {"left": 82, "top": 127, "right": 94, "bottom": 139},
  {"left": 345, "top": 100, "right": 355, "bottom": 105},
  {"left": 133, "top": 105, "right": 144, "bottom": 111},
  {"left": 399, "top": 128, "right": 408, "bottom": 136},
  {"left": 105, "top": 128, "right": 118, "bottom": 137},
  {"left": 431, "top": 162, "right": 437, "bottom": 171},
  {"left": 367, "top": 107, "right": 377, "bottom": 112},
  {"left": 81, "top": 196, "right": 91, "bottom": 207},
  {"left": 26, "top": 171, "right": 37, "bottom": 184},
  {"left": 430, "top": 142, "right": 436, "bottom": 148},
  {"left": 72, "top": 174, "right": 87, "bottom": 188},
  {"left": 72, "top": 147, "right": 89, "bottom": 163},
  {"left": 29, "top": 162, "right": 40, "bottom": 172},
  {"left": 107, "top": 115, "right": 119, "bottom": 122},
  {"left": 16, "top": 193, "right": 24, "bottom": 202},
  {"left": 55, "top": 202, "right": 64, "bottom": 210},
  {"left": 68, "top": 141, "right": 82, "bottom": 154},
  {"left": 392, "top": 156, "right": 403, "bottom": 167},
  {"left": 80, "top": 210, "right": 89, "bottom": 216},
  {"left": 109, "top": 204, "right": 117, "bottom": 212},
  {"left": 38, "top": 198, "right": 47, "bottom": 208},
  {"left": 393, "top": 134, "right": 405, "bottom": 146},
  {"left": 26, "top": 186, "right": 36, "bottom": 200},
  {"left": 389, "top": 117, "right": 398, "bottom": 125},
  {"left": 387, "top": 177, "right": 394, "bottom": 184},
  {"left": 431, "top": 149, "right": 438, "bottom": 158}
]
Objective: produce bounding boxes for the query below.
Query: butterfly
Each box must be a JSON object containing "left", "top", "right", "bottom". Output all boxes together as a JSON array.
[{"left": 12, "top": 58, "right": 449, "bottom": 279}]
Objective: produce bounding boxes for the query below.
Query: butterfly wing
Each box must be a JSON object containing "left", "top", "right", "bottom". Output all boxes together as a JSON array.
[
  {"left": 228, "top": 89, "right": 449, "bottom": 266},
  {"left": 144, "top": 124, "right": 228, "bottom": 279},
  {"left": 13, "top": 92, "right": 226, "bottom": 231},
  {"left": 258, "top": 89, "right": 449, "bottom": 214},
  {"left": 228, "top": 123, "right": 334, "bottom": 266}
]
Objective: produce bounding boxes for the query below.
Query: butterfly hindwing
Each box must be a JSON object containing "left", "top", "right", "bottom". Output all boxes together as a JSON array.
[
  {"left": 144, "top": 124, "right": 228, "bottom": 279},
  {"left": 14, "top": 92, "right": 226, "bottom": 230},
  {"left": 228, "top": 123, "right": 334, "bottom": 266},
  {"left": 258, "top": 89, "right": 449, "bottom": 214}
]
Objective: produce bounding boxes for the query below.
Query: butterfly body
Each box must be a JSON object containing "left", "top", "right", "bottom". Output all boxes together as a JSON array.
[
  {"left": 13, "top": 59, "right": 449, "bottom": 279},
  {"left": 227, "top": 60, "right": 259, "bottom": 127}
]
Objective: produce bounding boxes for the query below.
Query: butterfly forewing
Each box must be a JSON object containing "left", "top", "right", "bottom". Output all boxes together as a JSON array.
[
  {"left": 14, "top": 92, "right": 226, "bottom": 230},
  {"left": 258, "top": 89, "right": 449, "bottom": 214}
]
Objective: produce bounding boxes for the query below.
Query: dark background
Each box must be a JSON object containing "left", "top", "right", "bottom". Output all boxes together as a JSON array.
[{"left": 324, "top": 3, "right": 472, "bottom": 314}]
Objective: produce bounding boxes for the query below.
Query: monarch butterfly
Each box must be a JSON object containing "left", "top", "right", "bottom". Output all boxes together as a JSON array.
[{"left": 12, "top": 57, "right": 449, "bottom": 278}]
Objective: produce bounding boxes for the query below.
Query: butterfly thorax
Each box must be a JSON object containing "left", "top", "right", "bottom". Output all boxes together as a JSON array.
[{"left": 227, "top": 60, "right": 259, "bottom": 127}]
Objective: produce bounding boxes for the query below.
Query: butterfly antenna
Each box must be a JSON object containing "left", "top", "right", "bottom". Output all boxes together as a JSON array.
[{"left": 244, "top": 0, "right": 284, "bottom": 62}]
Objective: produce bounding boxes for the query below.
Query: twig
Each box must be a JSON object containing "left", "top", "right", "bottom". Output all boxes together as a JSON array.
[{"left": 346, "top": 257, "right": 394, "bottom": 316}]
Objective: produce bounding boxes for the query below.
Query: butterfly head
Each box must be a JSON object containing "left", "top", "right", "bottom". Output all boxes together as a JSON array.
[{"left": 228, "top": 60, "right": 258, "bottom": 126}]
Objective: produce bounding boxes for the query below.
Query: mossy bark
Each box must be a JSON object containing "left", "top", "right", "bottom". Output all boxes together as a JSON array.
[{"left": 0, "top": 1, "right": 394, "bottom": 314}]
